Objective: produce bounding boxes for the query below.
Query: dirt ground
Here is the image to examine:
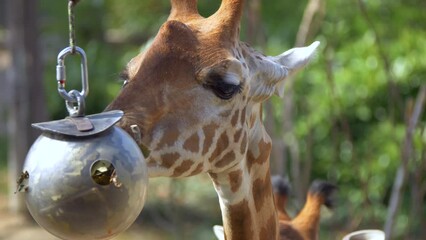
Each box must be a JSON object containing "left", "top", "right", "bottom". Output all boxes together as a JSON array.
[
  {"left": 0, "top": 194, "right": 55, "bottom": 240},
  {"left": 0, "top": 195, "right": 168, "bottom": 240}
]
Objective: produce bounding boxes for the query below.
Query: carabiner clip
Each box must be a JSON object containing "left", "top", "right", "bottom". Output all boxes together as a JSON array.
[{"left": 56, "top": 46, "right": 89, "bottom": 103}]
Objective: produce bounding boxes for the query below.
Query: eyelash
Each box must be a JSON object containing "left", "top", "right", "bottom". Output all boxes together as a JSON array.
[
  {"left": 119, "top": 69, "right": 130, "bottom": 88},
  {"left": 215, "top": 82, "right": 242, "bottom": 96},
  {"left": 204, "top": 78, "right": 242, "bottom": 100}
]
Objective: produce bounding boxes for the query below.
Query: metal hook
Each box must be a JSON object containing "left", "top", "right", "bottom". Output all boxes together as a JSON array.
[
  {"left": 65, "top": 90, "right": 86, "bottom": 117},
  {"left": 56, "top": 46, "right": 89, "bottom": 105}
]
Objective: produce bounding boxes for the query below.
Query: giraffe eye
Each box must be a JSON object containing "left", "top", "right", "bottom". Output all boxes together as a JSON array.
[
  {"left": 204, "top": 72, "right": 242, "bottom": 100},
  {"left": 211, "top": 81, "right": 242, "bottom": 100}
]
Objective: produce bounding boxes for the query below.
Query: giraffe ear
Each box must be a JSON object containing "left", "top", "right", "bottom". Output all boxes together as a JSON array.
[{"left": 272, "top": 41, "right": 320, "bottom": 97}]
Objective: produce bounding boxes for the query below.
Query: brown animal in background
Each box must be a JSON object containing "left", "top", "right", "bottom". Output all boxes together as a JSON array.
[
  {"left": 214, "top": 177, "right": 337, "bottom": 240},
  {"left": 107, "top": 0, "right": 320, "bottom": 239},
  {"left": 272, "top": 176, "right": 337, "bottom": 240}
]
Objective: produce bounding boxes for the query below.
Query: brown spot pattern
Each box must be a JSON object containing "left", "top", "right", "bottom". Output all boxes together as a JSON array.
[
  {"left": 228, "top": 200, "right": 253, "bottom": 239},
  {"left": 234, "top": 128, "right": 242, "bottom": 143},
  {"left": 247, "top": 140, "right": 272, "bottom": 173},
  {"left": 183, "top": 132, "right": 200, "bottom": 153},
  {"left": 252, "top": 170, "right": 275, "bottom": 222},
  {"left": 219, "top": 109, "right": 232, "bottom": 118},
  {"left": 246, "top": 150, "right": 256, "bottom": 172},
  {"left": 173, "top": 159, "right": 193, "bottom": 176},
  {"left": 160, "top": 152, "right": 180, "bottom": 168},
  {"left": 215, "top": 151, "right": 236, "bottom": 168},
  {"left": 260, "top": 215, "right": 278, "bottom": 240},
  {"left": 249, "top": 114, "right": 257, "bottom": 128},
  {"left": 208, "top": 131, "right": 229, "bottom": 163},
  {"left": 190, "top": 162, "right": 204, "bottom": 176},
  {"left": 240, "top": 107, "right": 246, "bottom": 124},
  {"left": 157, "top": 129, "right": 180, "bottom": 149},
  {"left": 208, "top": 172, "right": 219, "bottom": 186},
  {"left": 228, "top": 170, "right": 242, "bottom": 193},
  {"left": 202, "top": 123, "right": 218, "bottom": 155},
  {"left": 231, "top": 109, "right": 240, "bottom": 127},
  {"left": 252, "top": 179, "right": 265, "bottom": 212}
]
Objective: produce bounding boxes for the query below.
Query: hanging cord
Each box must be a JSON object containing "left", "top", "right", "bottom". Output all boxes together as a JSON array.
[
  {"left": 56, "top": 0, "right": 90, "bottom": 117},
  {"left": 68, "top": 0, "right": 80, "bottom": 53}
]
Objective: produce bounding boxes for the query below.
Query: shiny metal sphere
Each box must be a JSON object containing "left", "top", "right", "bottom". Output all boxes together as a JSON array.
[
  {"left": 343, "top": 230, "right": 385, "bottom": 240},
  {"left": 23, "top": 126, "right": 148, "bottom": 240}
]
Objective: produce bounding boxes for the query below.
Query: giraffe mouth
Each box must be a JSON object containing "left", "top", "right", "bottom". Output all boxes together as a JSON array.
[
  {"left": 134, "top": 139, "right": 176, "bottom": 177},
  {"left": 126, "top": 123, "right": 150, "bottom": 155},
  {"left": 119, "top": 119, "right": 171, "bottom": 177},
  {"left": 134, "top": 138, "right": 166, "bottom": 177}
]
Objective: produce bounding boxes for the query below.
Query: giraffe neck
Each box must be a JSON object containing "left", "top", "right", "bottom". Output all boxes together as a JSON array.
[{"left": 209, "top": 106, "right": 278, "bottom": 240}]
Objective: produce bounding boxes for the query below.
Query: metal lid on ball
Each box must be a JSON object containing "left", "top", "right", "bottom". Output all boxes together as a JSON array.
[{"left": 32, "top": 110, "right": 124, "bottom": 137}]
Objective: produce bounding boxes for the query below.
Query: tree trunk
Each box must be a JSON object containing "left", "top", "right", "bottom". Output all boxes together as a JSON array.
[
  {"left": 384, "top": 85, "right": 426, "bottom": 239},
  {"left": 284, "top": 0, "right": 325, "bottom": 204},
  {"left": 282, "top": 87, "right": 304, "bottom": 203},
  {"left": 6, "top": 0, "right": 47, "bottom": 213}
]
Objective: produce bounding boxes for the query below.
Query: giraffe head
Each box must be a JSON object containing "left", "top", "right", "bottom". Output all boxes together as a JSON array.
[{"left": 107, "top": 0, "right": 319, "bottom": 178}]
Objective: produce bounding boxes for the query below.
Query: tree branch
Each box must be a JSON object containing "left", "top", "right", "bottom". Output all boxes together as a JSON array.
[
  {"left": 283, "top": 0, "right": 325, "bottom": 204},
  {"left": 357, "top": 0, "right": 402, "bottom": 122},
  {"left": 384, "top": 85, "right": 426, "bottom": 238},
  {"left": 295, "top": 0, "right": 325, "bottom": 47}
]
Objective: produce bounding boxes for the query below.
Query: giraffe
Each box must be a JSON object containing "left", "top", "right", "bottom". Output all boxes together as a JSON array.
[{"left": 106, "top": 0, "right": 319, "bottom": 239}]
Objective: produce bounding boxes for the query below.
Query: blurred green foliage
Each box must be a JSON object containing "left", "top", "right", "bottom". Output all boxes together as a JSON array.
[{"left": 1, "top": 0, "right": 425, "bottom": 239}]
